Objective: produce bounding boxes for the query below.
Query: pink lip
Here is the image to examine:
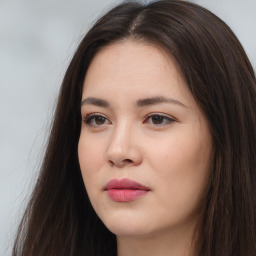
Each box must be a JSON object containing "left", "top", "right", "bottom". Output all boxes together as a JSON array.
[{"left": 105, "top": 178, "right": 150, "bottom": 202}]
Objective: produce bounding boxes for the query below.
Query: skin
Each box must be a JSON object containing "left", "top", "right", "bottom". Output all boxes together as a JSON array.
[{"left": 78, "top": 40, "right": 213, "bottom": 256}]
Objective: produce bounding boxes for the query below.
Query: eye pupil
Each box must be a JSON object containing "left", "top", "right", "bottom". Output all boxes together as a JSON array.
[
  {"left": 95, "top": 116, "right": 106, "bottom": 125},
  {"left": 152, "top": 115, "right": 164, "bottom": 124}
]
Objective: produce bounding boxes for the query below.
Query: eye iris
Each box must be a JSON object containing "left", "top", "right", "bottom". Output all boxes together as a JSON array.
[
  {"left": 152, "top": 115, "right": 164, "bottom": 124},
  {"left": 95, "top": 116, "right": 106, "bottom": 125}
]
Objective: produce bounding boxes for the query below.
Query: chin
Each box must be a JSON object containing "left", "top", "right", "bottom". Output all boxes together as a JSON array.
[
  {"left": 101, "top": 213, "right": 155, "bottom": 238},
  {"left": 107, "top": 224, "right": 151, "bottom": 238}
]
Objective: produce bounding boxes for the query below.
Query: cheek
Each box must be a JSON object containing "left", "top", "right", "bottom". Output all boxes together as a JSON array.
[
  {"left": 148, "top": 129, "right": 212, "bottom": 210},
  {"left": 78, "top": 136, "right": 105, "bottom": 187}
]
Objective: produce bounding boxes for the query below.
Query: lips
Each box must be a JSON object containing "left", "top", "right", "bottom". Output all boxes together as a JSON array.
[{"left": 104, "top": 178, "right": 150, "bottom": 202}]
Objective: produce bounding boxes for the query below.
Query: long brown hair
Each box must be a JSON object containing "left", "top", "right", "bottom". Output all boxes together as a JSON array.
[{"left": 12, "top": 1, "right": 256, "bottom": 255}]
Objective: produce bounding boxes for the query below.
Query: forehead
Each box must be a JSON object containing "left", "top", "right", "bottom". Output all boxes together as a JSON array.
[{"left": 82, "top": 40, "right": 193, "bottom": 108}]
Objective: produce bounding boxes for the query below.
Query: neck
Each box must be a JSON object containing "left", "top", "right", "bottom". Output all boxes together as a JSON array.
[{"left": 116, "top": 220, "right": 199, "bottom": 256}]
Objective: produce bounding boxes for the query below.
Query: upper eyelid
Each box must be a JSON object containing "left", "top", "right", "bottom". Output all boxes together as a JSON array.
[
  {"left": 144, "top": 112, "right": 176, "bottom": 120},
  {"left": 83, "top": 112, "right": 109, "bottom": 119},
  {"left": 81, "top": 112, "right": 111, "bottom": 123},
  {"left": 82, "top": 112, "right": 176, "bottom": 122}
]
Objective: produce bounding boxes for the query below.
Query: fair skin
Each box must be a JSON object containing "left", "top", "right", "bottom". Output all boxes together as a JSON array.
[{"left": 78, "top": 40, "right": 212, "bottom": 256}]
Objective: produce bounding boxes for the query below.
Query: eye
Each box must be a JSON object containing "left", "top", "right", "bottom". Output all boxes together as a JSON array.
[
  {"left": 144, "top": 113, "right": 175, "bottom": 126},
  {"left": 82, "top": 113, "right": 111, "bottom": 127}
]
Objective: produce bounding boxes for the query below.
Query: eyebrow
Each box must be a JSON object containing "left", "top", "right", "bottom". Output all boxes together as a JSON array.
[
  {"left": 136, "top": 96, "right": 187, "bottom": 108},
  {"left": 81, "top": 97, "right": 110, "bottom": 107},
  {"left": 81, "top": 96, "right": 187, "bottom": 108}
]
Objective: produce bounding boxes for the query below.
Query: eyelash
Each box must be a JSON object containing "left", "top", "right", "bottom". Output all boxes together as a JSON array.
[
  {"left": 82, "top": 112, "right": 175, "bottom": 128},
  {"left": 144, "top": 113, "right": 175, "bottom": 126},
  {"left": 82, "top": 113, "right": 110, "bottom": 127}
]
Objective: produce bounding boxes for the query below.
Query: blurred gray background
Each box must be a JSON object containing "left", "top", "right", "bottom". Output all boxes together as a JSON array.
[{"left": 1, "top": 0, "right": 255, "bottom": 255}]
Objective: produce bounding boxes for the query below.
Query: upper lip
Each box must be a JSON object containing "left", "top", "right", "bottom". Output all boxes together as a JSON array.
[{"left": 105, "top": 178, "right": 150, "bottom": 191}]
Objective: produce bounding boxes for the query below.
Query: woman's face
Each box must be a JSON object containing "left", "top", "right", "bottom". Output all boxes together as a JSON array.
[{"left": 78, "top": 41, "right": 212, "bottom": 238}]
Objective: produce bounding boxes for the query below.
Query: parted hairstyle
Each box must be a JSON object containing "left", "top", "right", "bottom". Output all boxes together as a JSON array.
[{"left": 12, "top": 0, "right": 256, "bottom": 255}]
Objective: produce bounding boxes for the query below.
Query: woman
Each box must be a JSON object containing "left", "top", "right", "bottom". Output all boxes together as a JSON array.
[{"left": 12, "top": 0, "right": 256, "bottom": 255}]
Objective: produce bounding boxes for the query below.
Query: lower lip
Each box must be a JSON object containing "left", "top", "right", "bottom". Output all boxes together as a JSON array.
[{"left": 106, "top": 189, "right": 148, "bottom": 202}]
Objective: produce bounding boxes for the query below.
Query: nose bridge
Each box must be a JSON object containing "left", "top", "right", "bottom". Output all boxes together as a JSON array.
[
  {"left": 106, "top": 119, "right": 141, "bottom": 167},
  {"left": 109, "top": 119, "right": 133, "bottom": 153}
]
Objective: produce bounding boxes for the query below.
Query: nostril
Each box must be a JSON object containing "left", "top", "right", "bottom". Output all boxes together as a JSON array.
[
  {"left": 108, "top": 158, "right": 133, "bottom": 167},
  {"left": 124, "top": 159, "right": 133, "bottom": 163},
  {"left": 109, "top": 160, "right": 115, "bottom": 166}
]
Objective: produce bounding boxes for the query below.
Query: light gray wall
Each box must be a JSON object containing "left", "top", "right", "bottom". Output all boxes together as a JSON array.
[
  {"left": 195, "top": 0, "right": 256, "bottom": 68},
  {"left": 1, "top": 0, "right": 255, "bottom": 255}
]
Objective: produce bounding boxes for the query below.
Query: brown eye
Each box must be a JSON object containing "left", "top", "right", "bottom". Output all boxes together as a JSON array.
[
  {"left": 83, "top": 114, "right": 110, "bottom": 127},
  {"left": 145, "top": 113, "right": 175, "bottom": 126},
  {"left": 151, "top": 115, "right": 164, "bottom": 124},
  {"left": 94, "top": 116, "right": 106, "bottom": 125}
]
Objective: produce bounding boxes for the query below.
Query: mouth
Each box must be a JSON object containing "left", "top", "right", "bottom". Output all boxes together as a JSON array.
[{"left": 104, "top": 178, "right": 150, "bottom": 202}]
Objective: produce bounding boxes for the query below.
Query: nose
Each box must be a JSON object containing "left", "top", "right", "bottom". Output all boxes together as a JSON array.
[{"left": 106, "top": 123, "right": 142, "bottom": 168}]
